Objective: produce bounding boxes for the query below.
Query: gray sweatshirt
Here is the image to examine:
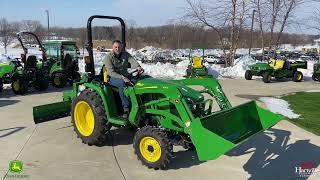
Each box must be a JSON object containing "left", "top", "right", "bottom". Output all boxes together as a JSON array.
[{"left": 103, "top": 51, "right": 140, "bottom": 79}]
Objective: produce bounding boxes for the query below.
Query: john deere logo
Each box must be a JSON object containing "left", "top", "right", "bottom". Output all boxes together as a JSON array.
[{"left": 9, "top": 160, "right": 23, "bottom": 173}]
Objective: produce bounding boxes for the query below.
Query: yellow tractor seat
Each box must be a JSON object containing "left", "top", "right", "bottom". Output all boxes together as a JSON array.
[
  {"left": 269, "top": 59, "right": 285, "bottom": 70},
  {"left": 192, "top": 56, "right": 203, "bottom": 69}
]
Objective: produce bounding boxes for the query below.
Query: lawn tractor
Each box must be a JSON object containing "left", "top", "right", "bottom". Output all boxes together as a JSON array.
[
  {"left": 7, "top": 32, "right": 50, "bottom": 95},
  {"left": 245, "top": 58, "right": 307, "bottom": 83},
  {"left": 185, "top": 49, "right": 212, "bottom": 78},
  {"left": 312, "top": 61, "right": 320, "bottom": 81},
  {"left": 33, "top": 15, "right": 283, "bottom": 169},
  {"left": 0, "top": 57, "right": 23, "bottom": 92},
  {"left": 43, "top": 40, "right": 81, "bottom": 88}
]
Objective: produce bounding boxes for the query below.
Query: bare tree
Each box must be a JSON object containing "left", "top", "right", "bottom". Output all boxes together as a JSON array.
[
  {"left": 184, "top": 0, "right": 249, "bottom": 66},
  {"left": 0, "top": 18, "right": 16, "bottom": 54}
]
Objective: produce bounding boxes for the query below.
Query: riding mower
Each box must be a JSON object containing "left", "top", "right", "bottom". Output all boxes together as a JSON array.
[
  {"left": 33, "top": 15, "right": 283, "bottom": 169},
  {"left": 9, "top": 32, "right": 50, "bottom": 95},
  {"left": 245, "top": 58, "right": 307, "bottom": 83},
  {"left": 312, "top": 61, "right": 320, "bottom": 81},
  {"left": 43, "top": 40, "right": 81, "bottom": 88},
  {"left": 0, "top": 57, "right": 23, "bottom": 92},
  {"left": 185, "top": 49, "right": 212, "bottom": 78}
]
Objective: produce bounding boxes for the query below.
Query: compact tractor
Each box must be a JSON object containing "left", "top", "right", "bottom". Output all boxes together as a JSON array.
[
  {"left": 185, "top": 49, "right": 212, "bottom": 78},
  {"left": 312, "top": 61, "right": 320, "bottom": 81},
  {"left": 245, "top": 58, "right": 307, "bottom": 83},
  {"left": 33, "top": 15, "right": 283, "bottom": 169},
  {"left": 43, "top": 40, "right": 81, "bottom": 88},
  {"left": 2, "top": 32, "right": 50, "bottom": 95}
]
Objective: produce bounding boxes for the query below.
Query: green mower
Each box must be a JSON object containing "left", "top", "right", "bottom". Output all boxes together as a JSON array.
[
  {"left": 9, "top": 32, "right": 50, "bottom": 95},
  {"left": 185, "top": 49, "right": 213, "bottom": 78},
  {"left": 33, "top": 15, "right": 283, "bottom": 169},
  {"left": 245, "top": 58, "right": 307, "bottom": 83},
  {"left": 0, "top": 57, "right": 23, "bottom": 92},
  {"left": 312, "top": 61, "right": 320, "bottom": 81},
  {"left": 44, "top": 40, "right": 81, "bottom": 88}
]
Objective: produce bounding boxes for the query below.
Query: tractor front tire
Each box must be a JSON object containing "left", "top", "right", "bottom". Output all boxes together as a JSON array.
[
  {"left": 133, "top": 126, "right": 173, "bottom": 170},
  {"left": 11, "top": 76, "right": 28, "bottom": 95},
  {"left": 293, "top": 71, "right": 303, "bottom": 82},
  {"left": 34, "top": 78, "right": 49, "bottom": 91},
  {"left": 262, "top": 72, "right": 272, "bottom": 83},
  {"left": 52, "top": 73, "right": 67, "bottom": 88},
  {"left": 71, "top": 89, "right": 111, "bottom": 146},
  {"left": 245, "top": 70, "right": 252, "bottom": 80},
  {"left": 312, "top": 73, "right": 319, "bottom": 81}
]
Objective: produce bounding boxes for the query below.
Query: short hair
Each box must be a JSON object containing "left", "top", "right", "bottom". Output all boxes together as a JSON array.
[{"left": 112, "top": 40, "right": 122, "bottom": 45}]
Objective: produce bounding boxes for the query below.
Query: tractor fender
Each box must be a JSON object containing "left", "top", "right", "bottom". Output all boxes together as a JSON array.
[
  {"left": 49, "top": 62, "right": 64, "bottom": 75},
  {"left": 82, "top": 83, "right": 111, "bottom": 119}
]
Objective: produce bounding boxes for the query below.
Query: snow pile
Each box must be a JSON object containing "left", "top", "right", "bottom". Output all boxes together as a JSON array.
[
  {"left": 141, "top": 60, "right": 189, "bottom": 79},
  {"left": 207, "top": 55, "right": 257, "bottom": 78},
  {"left": 299, "top": 60, "right": 314, "bottom": 78},
  {"left": 305, "top": 90, "right": 320, "bottom": 92},
  {"left": 259, "top": 97, "right": 300, "bottom": 119}
]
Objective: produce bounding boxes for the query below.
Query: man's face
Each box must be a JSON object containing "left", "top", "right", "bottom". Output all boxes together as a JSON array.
[{"left": 112, "top": 42, "right": 122, "bottom": 55}]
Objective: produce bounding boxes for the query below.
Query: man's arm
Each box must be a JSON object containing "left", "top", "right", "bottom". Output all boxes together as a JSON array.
[
  {"left": 103, "top": 54, "right": 125, "bottom": 79},
  {"left": 126, "top": 52, "right": 140, "bottom": 69}
]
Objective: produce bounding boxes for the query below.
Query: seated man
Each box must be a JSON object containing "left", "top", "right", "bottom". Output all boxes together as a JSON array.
[{"left": 103, "top": 40, "right": 142, "bottom": 118}]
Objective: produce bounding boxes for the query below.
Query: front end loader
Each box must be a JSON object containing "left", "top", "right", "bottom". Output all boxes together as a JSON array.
[{"left": 33, "top": 15, "right": 283, "bottom": 169}]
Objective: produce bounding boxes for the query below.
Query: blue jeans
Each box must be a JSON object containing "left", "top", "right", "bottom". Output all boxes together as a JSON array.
[{"left": 108, "top": 77, "right": 130, "bottom": 112}]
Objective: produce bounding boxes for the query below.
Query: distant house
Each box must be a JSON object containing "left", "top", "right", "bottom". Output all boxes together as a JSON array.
[{"left": 300, "top": 38, "right": 320, "bottom": 53}]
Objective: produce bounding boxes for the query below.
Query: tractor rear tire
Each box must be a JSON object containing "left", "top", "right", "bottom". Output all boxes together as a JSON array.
[
  {"left": 71, "top": 89, "right": 111, "bottom": 146},
  {"left": 262, "top": 72, "right": 272, "bottom": 83},
  {"left": 34, "top": 78, "right": 49, "bottom": 91},
  {"left": 245, "top": 70, "right": 252, "bottom": 80},
  {"left": 312, "top": 73, "right": 319, "bottom": 81},
  {"left": 293, "top": 71, "right": 303, "bottom": 82},
  {"left": 133, "top": 126, "right": 173, "bottom": 170},
  {"left": 52, "top": 73, "right": 67, "bottom": 88},
  {"left": 0, "top": 78, "right": 3, "bottom": 92},
  {"left": 11, "top": 76, "right": 28, "bottom": 95}
]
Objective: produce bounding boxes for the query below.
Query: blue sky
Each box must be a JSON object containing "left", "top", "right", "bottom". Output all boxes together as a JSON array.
[{"left": 0, "top": 0, "right": 318, "bottom": 34}]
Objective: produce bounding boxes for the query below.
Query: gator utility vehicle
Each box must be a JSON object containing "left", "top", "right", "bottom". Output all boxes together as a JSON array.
[
  {"left": 245, "top": 58, "right": 307, "bottom": 83},
  {"left": 185, "top": 49, "right": 212, "bottom": 78},
  {"left": 33, "top": 15, "right": 283, "bottom": 169},
  {"left": 312, "top": 61, "right": 320, "bottom": 81}
]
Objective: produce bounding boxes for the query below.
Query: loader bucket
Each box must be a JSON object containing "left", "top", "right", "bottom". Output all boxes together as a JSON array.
[
  {"left": 33, "top": 100, "right": 72, "bottom": 124},
  {"left": 189, "top": 100, "right": 283, "bottom": 161}
]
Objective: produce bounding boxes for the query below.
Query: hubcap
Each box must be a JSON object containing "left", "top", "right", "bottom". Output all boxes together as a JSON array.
[
  {"left": 297, "top": 74, "right": 302, "bottom": 80},
  {"left": 13, "top": 80, "right": 20, "bottom": 91},
  {"left": 139, "top": 137, "right": 161, "bottom": 162},
  {"left": 74, "top": 101, "right": 95, "bottom": 136}
]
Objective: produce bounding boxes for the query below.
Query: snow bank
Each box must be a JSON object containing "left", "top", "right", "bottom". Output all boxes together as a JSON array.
[{"left": 259, "top": 97, "right": 300, "bottom": 119}]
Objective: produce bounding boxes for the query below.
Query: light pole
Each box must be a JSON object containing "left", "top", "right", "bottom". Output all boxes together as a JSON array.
[
  {"left": 45, "top": 10, "right": 50, "bottom": 40},
  {"left": 249, "top": 9, "right": 257, "bottom": 55}
]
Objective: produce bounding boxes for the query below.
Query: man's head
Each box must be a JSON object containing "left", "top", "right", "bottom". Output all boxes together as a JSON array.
[{"left": 112, "top": 40, "right": 123, "bottom": 55}]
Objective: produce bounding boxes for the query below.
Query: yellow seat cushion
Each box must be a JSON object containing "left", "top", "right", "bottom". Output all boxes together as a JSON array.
[
  {"left": 192, "top": 56, "right": 203, "bottom": 69},
  {"left": 269, "top": 59, "right": 285, "bottom": 70}
]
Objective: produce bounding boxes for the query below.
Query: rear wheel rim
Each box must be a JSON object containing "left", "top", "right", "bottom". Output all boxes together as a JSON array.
[
  {"left": 54, "top": 76, "right": 61, "bottom": 86},
  {"left": 139, "top": 137, "right": 161, "bottom": 162},
  {"left": 13, "top": 80, "right": 20, "bottom": 91},
  {"left": 297, "top": 74, "right": 302, "bottom": 80},
  {"left": 74, "top": 101, "right": 95, "bottom": 136}
]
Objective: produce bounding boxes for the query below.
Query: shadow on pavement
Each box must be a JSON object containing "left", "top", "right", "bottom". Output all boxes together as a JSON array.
[
  {"left": 0, "top": 127, "right": 26, "bottom": 138},
  {"left": 0, "top": 99, "right": 20, "bottom": 107},
  {"left": 226, "top": 128, "right": 320, "bottom": 180},
  {"left": 0, "top": 86, "right": 70, "bottom": 98}
]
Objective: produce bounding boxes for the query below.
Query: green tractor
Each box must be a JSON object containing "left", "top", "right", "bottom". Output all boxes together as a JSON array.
[
  {"left": 33, "top": 15, "right": 283, "bottom": 169},
  {"left": 8, "top": 32, "right": 50, "bottom": 95},
  {"left": 0, "top": 57, "right": 23, "bottom": 92},
  {"left": 245, "top": 58, "right": 307, "bottom": 83},
  {"left": 312, "top": 61, "right": 320, "bottom": 81},
  {"left": 43, "top": 40, "right": 81, "bottom": 88},
  {"left": 185, "top": 49, "right": 213, "bottom": 78}
]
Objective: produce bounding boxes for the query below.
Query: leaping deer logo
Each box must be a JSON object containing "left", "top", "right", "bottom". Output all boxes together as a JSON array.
[{"left": 9, "top": 161, "right": 23, "bottom": 173}]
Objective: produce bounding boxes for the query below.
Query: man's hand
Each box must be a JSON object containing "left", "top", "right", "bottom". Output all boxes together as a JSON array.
[{"left": 123, "top": 77, "right": 134, "bottom": 85}]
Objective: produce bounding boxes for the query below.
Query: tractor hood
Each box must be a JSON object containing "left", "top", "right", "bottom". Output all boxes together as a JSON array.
[
  {"left": 248, "top": 63, "right": 271, "bottom": 70},
  {"left": 134, "top": 78, "right": 204, "bottom": 102},
  {"left": 0, "top": 62, "right": 15, "bottom": 77}
]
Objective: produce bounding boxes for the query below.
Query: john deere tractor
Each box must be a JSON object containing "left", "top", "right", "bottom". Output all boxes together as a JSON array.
[
  {"left": 9, "top": 32, "right": 50, "bottom": 95},
  {"left": 245, "top": 58, "right": 307, "bottom": 83},
  {"left": 33, "top": 15, "right": 283, "bottom": 169},
  {"left": 312, "top": 61, "right": 320, "bottom": 81},
  {"left": 185, "top": 49, "right": 212, "bottom": 78},
  {"left": 0, "top": 57, "right": 23, "bottom": 92},
  {"left": 43, "top": 40, "right": 81, "bottom": 88}
]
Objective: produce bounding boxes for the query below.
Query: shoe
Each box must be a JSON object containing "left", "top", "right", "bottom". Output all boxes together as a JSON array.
[{"left": 121, "top": 112, "right": 129, "bottom": 119}]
